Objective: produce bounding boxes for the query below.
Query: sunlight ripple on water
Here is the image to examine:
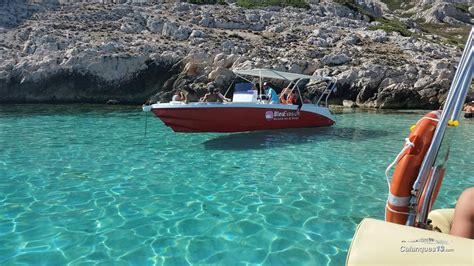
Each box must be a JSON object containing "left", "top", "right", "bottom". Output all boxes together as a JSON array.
[{"left": 0, "top": 105, "right": 473, "bottom": 265}]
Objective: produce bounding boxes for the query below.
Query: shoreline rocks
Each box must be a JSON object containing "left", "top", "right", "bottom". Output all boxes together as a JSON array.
[{"left": 0, "top": 1, "right": 472, "bottom": 108}]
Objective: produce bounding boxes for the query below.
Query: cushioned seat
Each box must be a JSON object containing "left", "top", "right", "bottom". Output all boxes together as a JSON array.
[
  {"left": 233, "top": 83, "right": 257, "bottom": 102},
  {"left": 346, "top": 218, "right": 473, "bottom": 266},
  {"left": 428, "top": 208, "right": 455, "bottom": 234}
]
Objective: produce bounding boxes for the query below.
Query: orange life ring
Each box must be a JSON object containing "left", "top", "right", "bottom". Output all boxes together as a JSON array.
[{"left": 385, "top": 110, "right": 441, "bottom": 225}]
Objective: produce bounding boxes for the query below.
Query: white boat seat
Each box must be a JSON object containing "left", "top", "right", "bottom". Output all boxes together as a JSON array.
[
  {"left": 428, "top": 208, "right": 455, "bottom": 234},
  {"left": 233, "top": 83, "right": 257, "bottom": 103},
  {"left": 346, "top": 218, "right": 473, "bottom": 266}
]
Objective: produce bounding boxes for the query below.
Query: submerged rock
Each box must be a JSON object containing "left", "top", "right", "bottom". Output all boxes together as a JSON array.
[
  {"left": 342, "top": 100, "right": 357, "bottom": 108},
  {"left": 106, "top": 99, "right": 120, "bottom": 104}
]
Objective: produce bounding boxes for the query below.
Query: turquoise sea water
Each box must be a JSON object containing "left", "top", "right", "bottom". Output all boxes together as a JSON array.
[{"left": 1, "top": 105, "right": 473, "bottom": 265}]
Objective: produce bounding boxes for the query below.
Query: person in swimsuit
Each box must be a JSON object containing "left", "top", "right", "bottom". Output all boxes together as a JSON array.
[
  {"left": 463, "top": 101, "right": 473, "bottom": 118},
  {"left": 182, "top": 85, "right": 199, "bottom": 103},
  {"left": 450, "top": 187, "right": 474, "bottom": 239},
  {"left": 200, "top": 84, "right": 230, "bottom": 102},
  {"left": 279, "top": 86, "right": 292, "bottom": 104},
  {"left": 172, "top": 90, "right": 184, "bottom": 102}
]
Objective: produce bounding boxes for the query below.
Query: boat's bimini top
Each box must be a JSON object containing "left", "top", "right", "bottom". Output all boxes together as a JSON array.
[{"left": 233, "top": 68, "right": 334, "bottom": 82}]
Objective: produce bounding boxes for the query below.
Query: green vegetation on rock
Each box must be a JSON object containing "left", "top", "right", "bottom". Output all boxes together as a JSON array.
[
  {"left": 186, "top": 0, "right": 227, "bottom": 5},
  {"left": 367, "top": 18, "right": 469, "bottom": 49},
  {"left": 236, "top": 0, "right": 310, "bottom": 9},
  {"left": 381, "top": 0, "right": 403, "bottom": 10},
  {"left": 380, "top": 0, "right": 413, "bottom": 11},
  {"left": 368, "top": 18, "right": 413, "bottom": 37},
  {"left": 333, "top": 0, "right": 376, "bottom": 21},
  {"left": 454, "top": 3, "right": 469, "bottom": 13},
  {"left": 418, "top": 23, "right": 471, "bottom": 49},
  {"left": 337, "top": 0, "right": 468, "bottom": 49},
  {"left": 400, "top": 11, "right": 416, "bottom": 18},
  {"left": 334, "top": 0, "right": 412, "bottom": 37}
]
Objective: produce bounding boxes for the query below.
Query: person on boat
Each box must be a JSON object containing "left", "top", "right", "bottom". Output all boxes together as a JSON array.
[
  {"left": 182, "top": 85, "right": 199, "bottom": 103},
  {"left": 251, "top": 83, "right": 260, "bottom": 98},
  {"left": 263, "top": 82, "right": 279, "bottom": 104},
  {"left": 289, "top": 89, "right": 303, "bottom": 109},
  {"left": 172, "top": 90, "right": 184, "bottom": 102},
  {"left": 216, "top": 88, "right": 231, "bottom": 102},
  {"left": 450, "top": 187, "right": 474, "bottom": 239},
  {"left": 279, "top": 86, "right": 292, "bottom": 104},
  {"left": 463, "top": 101, "right": 473, "bottom": 118},
  {"left": 200, "top": 84, "right": 230, "bottom": 103},
  {"left": 252, "top": 83, "right": 260, "bottom": 92}
]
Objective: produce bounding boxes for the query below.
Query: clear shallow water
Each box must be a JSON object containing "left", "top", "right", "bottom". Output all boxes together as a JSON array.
[{"left": 1, "top": 105, "right": 473, "bottom": 265}]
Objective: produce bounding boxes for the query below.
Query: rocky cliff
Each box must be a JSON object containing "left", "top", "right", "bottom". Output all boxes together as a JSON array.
[{"left": 0, "top": 0, "right": 472, "bottom": 107}]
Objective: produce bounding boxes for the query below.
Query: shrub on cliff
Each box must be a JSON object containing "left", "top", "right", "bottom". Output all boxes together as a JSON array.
[
  {"left": 187, "top": 0, "right": 227, "bottom": 5},
  {"left": 368, "top": 18, "right": 412, "bottom": 37},
  {"left": 333, "top": 0, "right": 376, "bottom": 21},
  {"left": 236, "top": 0, "right": 310, "bottom": 9}
]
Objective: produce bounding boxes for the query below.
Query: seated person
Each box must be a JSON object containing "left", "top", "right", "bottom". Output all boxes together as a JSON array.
[
  {"left": 182, "top": 85, "right": 199, "bottom": 103},
  {"left": 200, "top": 84, "right": 230, "bottom": 103},
  {"left": 288, "top": 90, "right": 302, "bottom": 109},
  {"left": 263, "top": 82, "right": 279, "bottom": 104},
  {"left": 450, "top": 187, "right": 474, "bottom": 239},
  {"left": 171, "top": 90, "right": 184, "bottom": 102},
  {"left": 279, "top": 86, "right": 292, "bottom": 104},
  {"left": 252, "top": 83, "right": 260, "bottom": 92},
  {"left": 463, "top": 101, "right": 473, "bottom": 118}
]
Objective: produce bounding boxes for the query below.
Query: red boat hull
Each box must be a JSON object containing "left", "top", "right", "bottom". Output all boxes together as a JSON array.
[{"left": 151, "top": 104, "right": 334, "bottom": 133}]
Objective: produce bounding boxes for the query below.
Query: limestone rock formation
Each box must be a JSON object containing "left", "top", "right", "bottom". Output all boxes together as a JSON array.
[
  {"left": 413, "top": 2, "right": 474, "bottom": 25},
  {"left": 0, "top": 0, "right": 472, "bottom": 107}
]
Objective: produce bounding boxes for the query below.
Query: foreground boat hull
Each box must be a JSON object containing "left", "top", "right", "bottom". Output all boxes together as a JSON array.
[{"left": 150, "top": 103, "right": 335, "bottom": 133}]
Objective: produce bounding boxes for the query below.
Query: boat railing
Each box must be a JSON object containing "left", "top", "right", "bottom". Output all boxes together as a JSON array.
[
  {"left": 232, "top": 69, "right": 337, "bottom": 108},
  {"left": 316, "top": 78, "right": 337, "bottom": 107},
  {"left": 408, "top": 27, "right": 474, "bottom": 227}
]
